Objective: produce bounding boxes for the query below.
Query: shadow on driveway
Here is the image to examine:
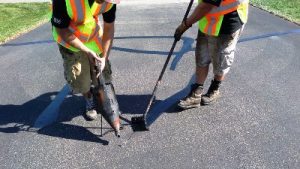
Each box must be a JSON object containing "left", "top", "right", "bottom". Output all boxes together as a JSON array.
[
  {"left": 0, "top": 92, "right": 110, "bottom": 145},
  {"left": 0, "top": 35, "right": 197, "bottom": 142}
]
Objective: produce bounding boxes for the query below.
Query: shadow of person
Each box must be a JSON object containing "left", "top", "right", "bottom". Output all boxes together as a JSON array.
[
  {"left": 117, "top": 94, "right": 151, "bottom": 115},
  {"left": 38, "top": 123, "right": 109, "bottom": 145},
  {"left": 0, "top": 91, "right": 109, "bottom": 144},
  {"left": 36, "top": 93, "right": 110, "bottom": 144},
  {"left": 136, "top": 75, "right": 196, "bottom": 129},
  {"left": 0, "top": 35, "right": 196, "bottom": 138},
  {"left": 0, "top": 92, "right": 59, "bottom": 133},
  {"left": 116, "top": 93, "right": 189, "bottom": 131}
]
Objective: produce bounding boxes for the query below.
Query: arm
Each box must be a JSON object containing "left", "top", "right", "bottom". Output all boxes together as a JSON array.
[
  {"left": 185, "top": 2, "right": 215, "bottom": 26},
  {"left": 174, "top": 2, "right": 216, "bottom": 40},
  {"left": 56, "top": 27, "right": 92, "bottom": 54},
  {"left": 101, "top": 21, "right": 115, "bottom": 60},
  {"left": 101, "top": 4, "right": 117, "bottom": 60},
  {"left": 52, "top": 0, "right": 101, "bottom": 65},
  {"left": 55, "top": 27, "right": 102, "bottom": 64}
]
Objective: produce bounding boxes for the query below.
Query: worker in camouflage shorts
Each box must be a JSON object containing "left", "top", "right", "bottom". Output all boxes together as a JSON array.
[
  {"left": 51, "top": 0, "right": 120, "bottom": 120},
  {"left": 175, "top": 0, "right": 249, "bottom": 109}
]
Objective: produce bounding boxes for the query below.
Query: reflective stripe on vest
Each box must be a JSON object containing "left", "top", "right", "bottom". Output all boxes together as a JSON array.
[
  {"left": 68, "top": 21, "right": 101, "bottom": 42},
  {"left": 91, "top": 2, "right": 114, "bottom": 15},
  {"left": 65, "top": 0, "right": 87, "bottom": 24},
  {"left": 52, "top": 1, "right": 114, "bottom": 54},
  {"left": 198, "top": 0, "right": 248, "bottom": 36},
  {"left": 208, "top": 0, "right": 247, "bottom": 16},
  {"left": 57, "top": 36, "right": 71, "bottom": 49}
]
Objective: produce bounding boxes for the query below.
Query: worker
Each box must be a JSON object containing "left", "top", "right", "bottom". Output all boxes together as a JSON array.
[
  {"left": 51, "top": 0, "right": 120, "bottom": 120},
  {"left": 175, "top": 0, "right": 249, "bottom": 109}
]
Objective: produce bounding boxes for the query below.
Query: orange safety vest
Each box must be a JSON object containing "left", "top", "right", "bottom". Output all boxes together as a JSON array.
[
  {"left": 198, "top": 0, "right": 249, "bottom": 36},
  {"left": 52, "top": 0, "right": 114, "bottom": 54}
]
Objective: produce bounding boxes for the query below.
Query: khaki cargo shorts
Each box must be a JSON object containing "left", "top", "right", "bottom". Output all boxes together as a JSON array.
[
  {"left": 58, "top": 45, "right": 112, "bottom": 94},
  {"left": 195, "top": 27, "right": 244, "bottom": 76}
]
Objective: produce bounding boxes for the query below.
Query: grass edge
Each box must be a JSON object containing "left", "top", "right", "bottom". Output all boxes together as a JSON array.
[
  {"left": 250, "top": 3, "right": 300, "bottom": 26},
  {"left": 0, "top": 17, "right": 50, "bottom": 45}
]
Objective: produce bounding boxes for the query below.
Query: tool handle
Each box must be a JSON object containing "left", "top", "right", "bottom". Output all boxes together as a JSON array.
[
  {"left": 183, "top": 0, "right": 194, "bottom": 22},
  {"left": 144, "top": 40, "right": 177, "bottom": 117},
  {"left": 143, "top": 0, "right": 195, "bottom": 122}
]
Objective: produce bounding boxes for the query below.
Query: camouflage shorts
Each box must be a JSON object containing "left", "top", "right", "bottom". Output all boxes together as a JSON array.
[
  {"left": 58, "top": 45, "right": 112, "bottom": 94},
  {"left": 195, "top": 26, "right": 244, "bottom": 76}
]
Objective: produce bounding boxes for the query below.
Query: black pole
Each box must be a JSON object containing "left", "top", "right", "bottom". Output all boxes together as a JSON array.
[
  {"left": 132, "top": 0, "right": 195, "bottom": 130},
  {"left": 101, "top": 114, "right": 103, "bottom": 136}
]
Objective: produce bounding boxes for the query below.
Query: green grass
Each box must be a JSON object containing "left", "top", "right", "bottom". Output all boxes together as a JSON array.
[
  {"left": 0, "top": 2, "right": 51, "bottom": 43},
  {"left": 251, "top": 0, "right": 300, "bottom": 24}
]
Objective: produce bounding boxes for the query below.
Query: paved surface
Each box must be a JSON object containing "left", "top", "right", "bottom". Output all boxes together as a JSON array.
[{"left": 0, "top": 0, "right": 300, "bottom": 169}]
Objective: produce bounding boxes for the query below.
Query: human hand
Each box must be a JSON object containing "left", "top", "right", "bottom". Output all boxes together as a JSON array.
[
  {"left": 98, "top": 56, "right": 106, "bottom": 72},
  {"left": 85, "top": 50, "right": 101, "bottom": 65},
  {"left": 92, "top": 56, "right": 106, "bottom": 78},
  {"left": 174, "top": 20, "right": 191, "bottom": 41}
]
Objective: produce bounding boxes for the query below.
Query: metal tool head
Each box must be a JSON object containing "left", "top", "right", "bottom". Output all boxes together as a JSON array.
[{"left": 131, "top": 116, "right": 149, "bottom": 131}]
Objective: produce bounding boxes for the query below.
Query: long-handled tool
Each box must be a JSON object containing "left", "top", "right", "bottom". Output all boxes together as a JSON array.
[{"left": 131, "top": 0, "right": 194, "bottom": 130}]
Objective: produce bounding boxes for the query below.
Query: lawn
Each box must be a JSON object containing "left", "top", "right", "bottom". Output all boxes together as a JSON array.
[
  {"left": 0, "top": 2, "right": 51, "bottom": 43},
  {"left": 251, "top": 0, "right": 300, "bottom": 24}
]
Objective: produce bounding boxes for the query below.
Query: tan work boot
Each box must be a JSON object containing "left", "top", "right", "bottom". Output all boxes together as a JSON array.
[
  {"left": 178, "top": 84, "right": 203, "bottom": 109},
  {"left": 201, "top": 80, "right": 221, "bottom": 105}
]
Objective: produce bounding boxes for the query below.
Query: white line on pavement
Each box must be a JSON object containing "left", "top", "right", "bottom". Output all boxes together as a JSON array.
[{"left": 33, "top": 84, "right": 70, "bottom": 129}]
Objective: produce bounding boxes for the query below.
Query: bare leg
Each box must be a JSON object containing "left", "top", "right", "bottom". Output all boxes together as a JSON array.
[
  {"left": 214, "top": 74, "right": 225, "bottom": 81},
  {"left": 196, "top": 66, "right": 209, "bottom": 85}
]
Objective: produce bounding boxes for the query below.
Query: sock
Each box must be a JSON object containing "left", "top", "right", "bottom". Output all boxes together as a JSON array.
[
  {"left": 195, "top": 83, "right": 204, "bottom": 89},
  {"left": 191, "top": 83, "right": 204, "bottom": 95},
  {"left": 213, "top": 79, "right": 221, "bottom": 85},
  {"left": 195, "top": 83, "right": 203, "bottom": 87},
  {"left": 211, "top": 79, "right": 221, "bottom": 90}
]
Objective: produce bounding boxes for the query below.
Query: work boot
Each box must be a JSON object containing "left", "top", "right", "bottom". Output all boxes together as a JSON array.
[
  {"left": 85, "top": 97, "right": 97, "bottom": 120},
  {"left": 178, "top": 83, "right": 203, "bottom": 109},
  {"left": 201, "top": 80, "right": 221, "bottom": 105}
]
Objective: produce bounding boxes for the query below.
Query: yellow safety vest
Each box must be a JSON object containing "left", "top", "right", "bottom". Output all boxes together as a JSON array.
[
  {"left": 52, "top": 0, "right": 114, "bottom": 54},
  {"left": 198, "top": 0, "right": 249, "bottom": 36}
]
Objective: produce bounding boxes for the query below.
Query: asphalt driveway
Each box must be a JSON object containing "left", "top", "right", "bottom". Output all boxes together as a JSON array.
[{"left": 0, "top": 1, "right": 299, "bottom": 168}]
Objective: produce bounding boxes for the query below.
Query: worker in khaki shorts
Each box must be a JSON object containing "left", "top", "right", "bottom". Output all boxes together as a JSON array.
[
  {"left": 51, "top": 0, "right": 120, "bottom": 120},
  {"left": 174, "top": 0, "right": 249, "bottom": 109}
]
